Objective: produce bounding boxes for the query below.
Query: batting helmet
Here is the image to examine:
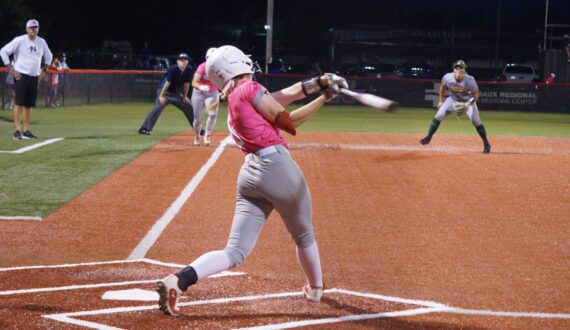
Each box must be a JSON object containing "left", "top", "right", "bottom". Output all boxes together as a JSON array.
[
  {"left": 206, "top": 45, "right": 254, "bottom": 91},
  {"left": 205, "top": 47, "right": 217, "bottom": 60},
  {"left": 453, "top": 60, "right": 467, "bottom": 69}
]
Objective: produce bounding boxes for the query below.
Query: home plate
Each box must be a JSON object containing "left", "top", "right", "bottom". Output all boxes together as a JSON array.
[{"left": 102, "top": 288, "right": 159, "bottom": 301}]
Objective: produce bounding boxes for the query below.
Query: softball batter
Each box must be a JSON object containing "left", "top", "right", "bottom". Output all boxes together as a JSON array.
[
  {"left": 157, "top": 45, "right": 348, "bottom": 316},
  {"left": 419, "top": 60, "right": 491, "bottom": 153},
  {"left": 191, "top": 48, "right": 219, "bottom": 146}
]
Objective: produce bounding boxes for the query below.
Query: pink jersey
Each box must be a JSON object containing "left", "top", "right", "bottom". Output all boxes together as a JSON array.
[
  {"left": 227, "top": 80, "right": 288, "bottom": 154},
  {"left": 194, "top": 62, "right": 218, "bottom": 92}
]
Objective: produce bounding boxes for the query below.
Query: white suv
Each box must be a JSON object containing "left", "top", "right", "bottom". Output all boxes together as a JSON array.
[{"left": 502, "top": 64, "right": 539, "bottom": 82}]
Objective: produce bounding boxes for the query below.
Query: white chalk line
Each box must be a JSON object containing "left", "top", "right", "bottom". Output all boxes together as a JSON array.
[
  {"left": 128, "top": 136, "right": 233, "bottom": 260},
  {"left": 0, "top": 259, "right": 555, "bottom": 327},
  {"left": 0, "top": 279, "right": 159, "bottom": 296},
  {"left": 235, "top": 307, "right": 451, "bottom": 330},
  {"left": 40, "top": 287, "right": 570, "bottom": 330},
  {"left": 0, "top": 138, "right": 63, "bottom": 221},
  {"left": 290, "top": 142, "right": 476, "bottom": 154},
  {"left": 0, "top": 258, "right": 244, "bottom": 296},
  {"left": 287, "top": 142, "right": 570, "bottom": 156},
  {"left": 0, "top": 257, "right": 179, "bottom": 272},
  {"left": 0, "top": 138, "right": 64, "bottom": 154},
  {"left": 0, "top": 215, "right": 42, "bottom": 221},
  {"left": 5, "top": 136, "right": 564, "bottom": 328}
]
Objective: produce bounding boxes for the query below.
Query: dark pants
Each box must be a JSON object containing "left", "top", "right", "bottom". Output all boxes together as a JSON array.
[{"left": 141, "top": 89, "right": 194, "bottom": 131}]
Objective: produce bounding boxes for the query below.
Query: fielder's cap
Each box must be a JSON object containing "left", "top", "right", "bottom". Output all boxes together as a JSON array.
[
  {"left": 178, "top": 53, "right": 189, "bottom": 60},
  {"left": 453, "top": 60, "right": 467, "bottom": 69},
  {"left": 26, "top": 19, "right": 39, "bottom": 28}
]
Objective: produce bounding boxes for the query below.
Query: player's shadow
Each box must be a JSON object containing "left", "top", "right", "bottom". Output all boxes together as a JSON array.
[
  {"left": 17, "top": 303, "right": 67, "bottom": 313},
  {"left": 373, "top": 152, "right": 458, "bottom": 163},
  {"left": 321, "top": 297, "right": 489, "bottom": 330},
  {"left": 174, "top": 295, "right": 489, "bottom": 330},
  {"left": 176, "top": 311, "right": 339, "bottom": 322}
]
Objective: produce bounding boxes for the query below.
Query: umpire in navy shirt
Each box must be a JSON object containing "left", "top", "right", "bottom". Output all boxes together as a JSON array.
[{"left": 139, "top": 53, "right": 196, "bottom": 135}]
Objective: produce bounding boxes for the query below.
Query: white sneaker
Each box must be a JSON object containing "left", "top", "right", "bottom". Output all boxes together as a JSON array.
[
  {"left": 203, "top": 135, "right": 211, "bottom": 146},
  {"left": 157, "top": 274, "right": 182, "bottom": 315},
  {"left": 193, "top": 137, "right": 200, "bottom": 146},
  {"left": 302, "top": 284, "right": 323, "bottom": 302}
]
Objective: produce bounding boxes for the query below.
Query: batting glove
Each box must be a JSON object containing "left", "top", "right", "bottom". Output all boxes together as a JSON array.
[
  {"left": 198, "top": 85, "right": 210, "bottom": 92},
  {"left": 301, "top": 73, "right": 348, "bottom": 98},
  {"left": 301, "top": 75, "right": 328, "bottom": 96},
  {"left": 321, "top": 73, "right": 348, "bottom": 99}
]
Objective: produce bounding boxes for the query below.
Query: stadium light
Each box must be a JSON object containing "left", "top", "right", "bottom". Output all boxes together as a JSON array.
[{"left": 265, "top": 0, "right": 274, "bottom": 74}]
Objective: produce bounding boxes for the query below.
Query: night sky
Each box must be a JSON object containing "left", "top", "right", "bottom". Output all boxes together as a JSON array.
[{"left": 1, "top": 0, "right": 569, "bottom": 60}]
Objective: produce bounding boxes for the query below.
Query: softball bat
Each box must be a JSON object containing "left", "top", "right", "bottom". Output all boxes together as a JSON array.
[{"left": 340, "top": 88, "right": 399, "bottom": 112}]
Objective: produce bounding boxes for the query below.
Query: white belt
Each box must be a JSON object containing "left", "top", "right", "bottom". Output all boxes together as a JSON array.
[{"left": 254, "top": 145, "right": 279, "bottom": 157}]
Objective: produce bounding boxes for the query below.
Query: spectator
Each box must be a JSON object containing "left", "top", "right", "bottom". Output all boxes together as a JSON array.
[
  {"left": 4, "top": 64, "right": 15, "bottom": 109},
  {"left": 57, "top": 53, "right": 70, "bottom": 106},
  {"left": 544, "top": 73, "right": 555, "bottom": 84},
  {"left": 564, "top": 31, "right": 570, "bottom": 63},
  {"left": 142, "top": 42, "right": 151, "bottom": 69},
  {"left": 0, "top": 19, "right": 52, "bottom": 140},
  {"left": 310, "top": 62, "right": 323, "bottom": 74},
  {"left": 45, "top": 57, "right": 62, "bottom": 107}
]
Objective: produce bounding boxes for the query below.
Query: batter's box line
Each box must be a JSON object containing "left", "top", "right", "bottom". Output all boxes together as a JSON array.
[
  {"left": 0, "top": 257, "right": 237, "bottom": 272},
  {"left": 0, "top": 258, "right": 245, "bottom": 296},
  {"left": 41, "top": 288, "right": 570, "bottom": 330}
]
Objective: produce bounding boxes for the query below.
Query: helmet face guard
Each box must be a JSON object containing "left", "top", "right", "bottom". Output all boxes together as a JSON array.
[
  {"left": 251, "top": 61, "right": 262, "bottom": 81},
  {"left": 206, "top": 45, "right": 255, "bottom": 90}
]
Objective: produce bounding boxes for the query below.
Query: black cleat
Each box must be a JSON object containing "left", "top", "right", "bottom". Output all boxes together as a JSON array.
[
  {"left": 12, "top": 130, "right": 22, "bottom": 140},
  {"left": 138, "top": 127, "right": 151, "bottom": 135},
  {"left": 419, "top": 136, "right": 431, "bottom": 145},
  {"left": 483, "top": 143, "right": 491, "bottom": 154},
  {"left": 22, "top": 130, "right": 37, "bottom": 139}
]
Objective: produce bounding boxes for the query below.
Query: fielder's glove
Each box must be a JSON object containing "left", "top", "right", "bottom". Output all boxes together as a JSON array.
[
  {"left": 453, "top": 97, "right": 474, "bottom": 118},
  {"left": 453, "top": 102, "right": 469, "bottom": 117}
]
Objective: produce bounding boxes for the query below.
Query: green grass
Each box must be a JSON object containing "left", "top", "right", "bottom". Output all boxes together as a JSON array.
[{"left": 0, "top": 103, "right": 569, "bottom": 217}]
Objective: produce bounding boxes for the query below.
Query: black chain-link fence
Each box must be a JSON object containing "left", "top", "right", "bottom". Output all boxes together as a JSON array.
[{"left": 2, "top": 71, "right": 569, "bottom": 113}]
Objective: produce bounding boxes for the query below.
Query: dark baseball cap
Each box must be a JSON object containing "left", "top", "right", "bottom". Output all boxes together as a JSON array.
[
  {"left": 178, "top": 53, "right": 189, "bottom": 60},
  {"left": 453, "top": 60, "right": 467, "bottom": 69}
]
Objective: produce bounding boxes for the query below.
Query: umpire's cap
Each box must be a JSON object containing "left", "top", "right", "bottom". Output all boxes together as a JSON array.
[{"left": 453, "top": 60, "right": 467, "bottom": 69}]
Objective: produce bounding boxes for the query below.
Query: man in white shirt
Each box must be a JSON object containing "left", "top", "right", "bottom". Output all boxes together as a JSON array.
[{"left": 0, "top": 19, "right": 53, "bottom": 140}]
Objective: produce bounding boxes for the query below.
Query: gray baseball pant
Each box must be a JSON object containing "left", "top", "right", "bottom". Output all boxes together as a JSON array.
[
  {"left": 435, "top": 97, "right": 482, "bottom": 126},
  {"left": 223, "top": 144, "right": 315, "bottom": 267},
  {"left": 140, "top": 89, "right": 194, "bottom": 131},
  {"left": 191, "top": 89, "right": 220, "bottom": 136}
]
